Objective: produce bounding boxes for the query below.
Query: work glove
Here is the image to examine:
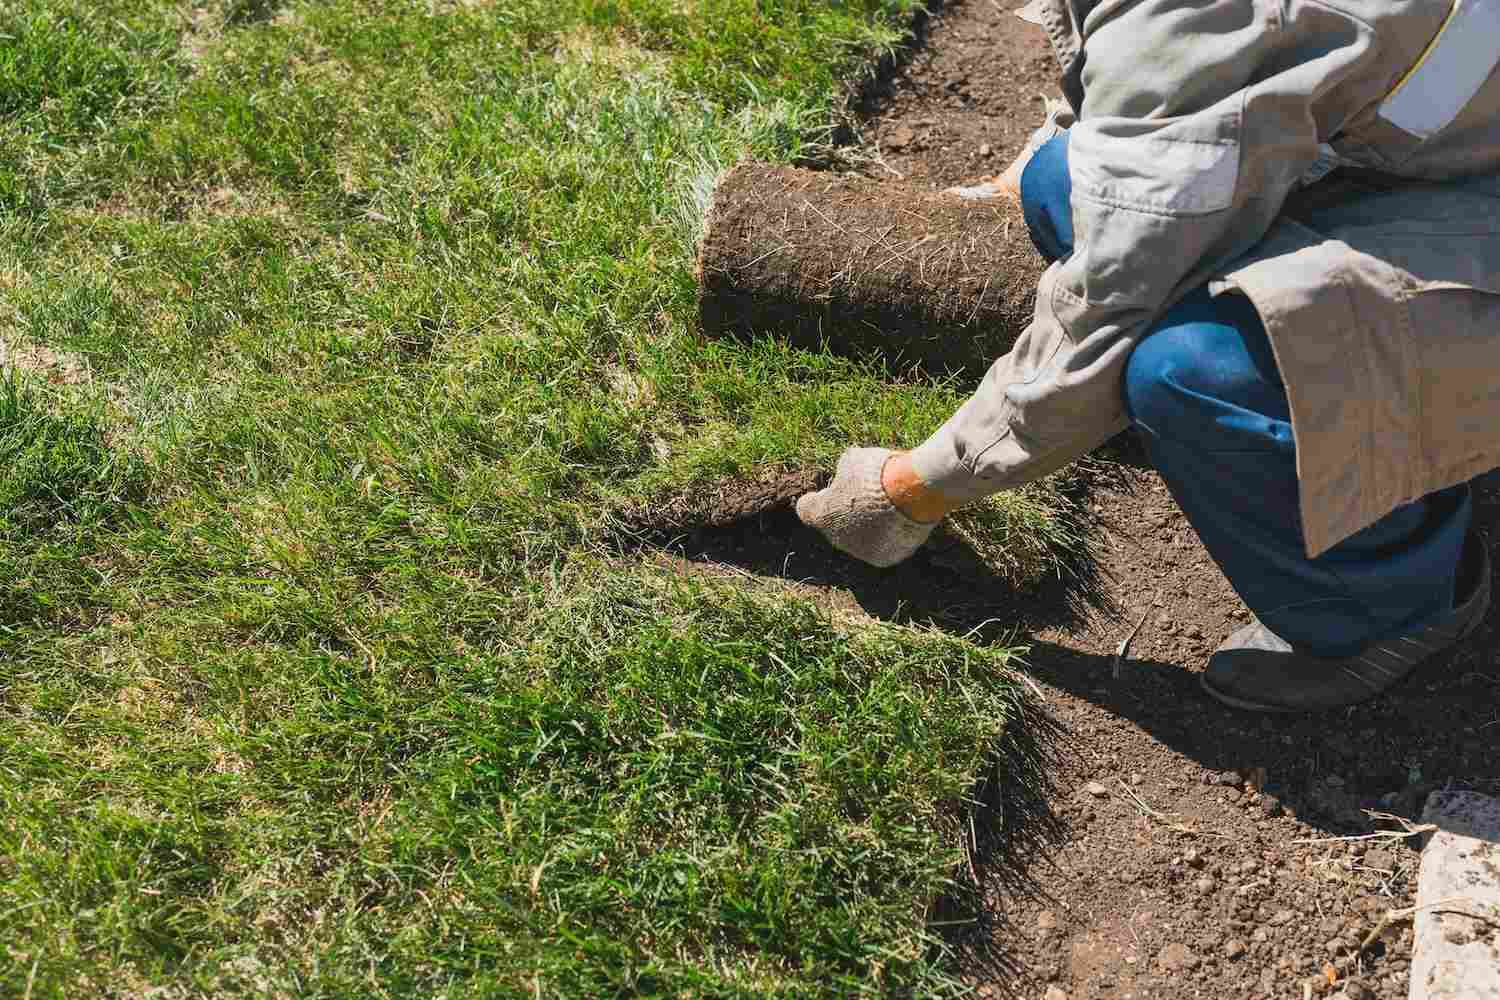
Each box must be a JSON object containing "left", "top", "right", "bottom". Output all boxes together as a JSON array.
[
  {"left": 795, "top": 447, "right": 938, "bottom": 568},
  {"left": 943, "top": 160, "right": 1023, "bottom": 201}
]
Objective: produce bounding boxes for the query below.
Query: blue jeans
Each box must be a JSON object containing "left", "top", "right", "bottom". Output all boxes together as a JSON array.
[{"left": 1020, "top": 134, "right": 1471, "bottom": 656}]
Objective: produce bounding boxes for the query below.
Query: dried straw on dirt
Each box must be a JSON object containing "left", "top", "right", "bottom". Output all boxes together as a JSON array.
[{"left": 696, "top": 162, "right": 1045, "bottom": 376}]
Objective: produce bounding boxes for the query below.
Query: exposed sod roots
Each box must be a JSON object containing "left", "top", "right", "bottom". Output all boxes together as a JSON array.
[
  {"left": 696, "top": 161, "right": 1045, "bottom": 377},
  {"left": 618, "top": 467, "right": 826, "bottom": 539}
]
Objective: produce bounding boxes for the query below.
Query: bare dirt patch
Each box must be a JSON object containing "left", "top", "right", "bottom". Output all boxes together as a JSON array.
[
  {"left": 2, "top": 337, "right": 91, "bottom": 387},
  {"left": 554, "top": 24, "right": 667, "bottom": 72},
  {"left": 856, "top": 0, "right": 1059, "bottom": 189},
  {"left": 91, "top": 183, "right": 300, "bottom": 224}
]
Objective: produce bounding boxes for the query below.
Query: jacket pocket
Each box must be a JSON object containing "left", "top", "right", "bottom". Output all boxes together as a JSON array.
[{"left": 1070, "top": 101, "right": 1243, "bottom": 216}]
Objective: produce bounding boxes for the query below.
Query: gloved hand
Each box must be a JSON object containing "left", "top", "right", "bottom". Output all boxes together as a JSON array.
[
  {"left": 943, "top": 157, "right": 1025, "bottom": 201},
  {"left": 795, "top": 447, "right": 939, "bottom": 568}
]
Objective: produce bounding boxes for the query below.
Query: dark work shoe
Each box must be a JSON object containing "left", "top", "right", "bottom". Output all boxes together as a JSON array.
[{"left": 1201, "top": 537, "right": 1492, "bottom": 713}]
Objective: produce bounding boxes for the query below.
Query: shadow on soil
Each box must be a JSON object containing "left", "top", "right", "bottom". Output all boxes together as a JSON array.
[
  {"left": 651, "top": 502, "right": 1115, "bottom": 637},
  {"left": 946, "top": 471, "right": 1499, "bottom": 993},
  {"left": 928, "top": 691, "right": 1076, "bottom": 987}
]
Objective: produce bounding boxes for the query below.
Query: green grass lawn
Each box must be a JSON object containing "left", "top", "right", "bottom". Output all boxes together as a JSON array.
[{"left": 0, "top": 1, "right": 1070, "bottom": 994}]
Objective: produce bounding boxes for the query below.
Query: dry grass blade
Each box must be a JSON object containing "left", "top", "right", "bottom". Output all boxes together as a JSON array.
[
  {"left": 1289, "top": 807, "right": 1436, "bottom": 847},
  {"left": 1112, "top": 609, "right": 1149, "bottom": 680},
  {"left": 1358, "top": 896, "right": 1500, "bottom": 953},
  {"left": 1118, "top": 779, "right": 1228, "bottom": 838}
]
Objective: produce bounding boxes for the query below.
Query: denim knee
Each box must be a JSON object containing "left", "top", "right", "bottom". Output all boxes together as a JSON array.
[
  {"left": 1020, "top": 133, "right": 1074, "bottom": 261},
  {"left": 1125, "top": 327, "right": 1206, "bottom": 436},
  {"left": 1124, "top": 293, "right": 1291, "bottom": 448}
]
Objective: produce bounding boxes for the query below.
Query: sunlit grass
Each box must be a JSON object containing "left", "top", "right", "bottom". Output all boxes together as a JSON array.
[{"left": 0, "top": 0, "right": 1080, "bottom": 993}]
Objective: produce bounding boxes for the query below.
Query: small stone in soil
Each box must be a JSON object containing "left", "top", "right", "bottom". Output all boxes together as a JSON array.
[
  {"left": 1224, "top": 938, "right": 1247, "bottom": 959},
  {"left": 1043, "top": 988, "right": 1068, "bottom": 1000},
  {"left": 1156, "top": 942, "right": 1199, "bottom": 972},
  {"left": 1270, "top": 908, "right": 1297, "bottom": 926},
  {"left": 1217, "top": 770, "right": 1245, "bottom": 787},
  {"left": 1303, "top": 974, "right": 1333, "bottom": 996},
  {"left": 1194, "top": 876, "right": 1215, "bottom": 894},
  {"left": 1083, "top": 780, "right": 1110, "bottom": 798},
  {"left": 1036, "top": 910, "right": 1059, "bottom": 931},
  {"left": 1184, "top": 847, "right": 1205, "bottom": 867},
  {"left": 978, "top": 143, "right": 992, "bottom": 156},
  {"left": 1362, "top": 848, "right": 1396, "bottom": 871}
]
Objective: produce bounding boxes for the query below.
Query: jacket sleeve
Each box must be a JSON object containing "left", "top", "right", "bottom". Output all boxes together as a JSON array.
[{"left": 907, "top": 0, "right": 1389, "bottom": 502}]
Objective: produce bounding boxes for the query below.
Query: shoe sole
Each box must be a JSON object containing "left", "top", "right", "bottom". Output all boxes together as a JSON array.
[
  {"left": 1200, "top": 536, "right": 1492, "bottom": 713},
  {"left": 1198, "top": 674, "right": 1316, "bottom": 714}
]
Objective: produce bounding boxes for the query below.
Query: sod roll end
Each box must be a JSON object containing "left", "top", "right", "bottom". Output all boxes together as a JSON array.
[{"left": 696, "top": 162, "right": 1046, "bottom": 377}]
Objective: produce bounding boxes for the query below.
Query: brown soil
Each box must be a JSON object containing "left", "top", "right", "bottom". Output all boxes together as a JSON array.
[
  {"left": 697, "top": 163, "right": 1042, "bottom": 377},
  {"left": 659, "top": 3, "right": 1500, "bottom": 998},
  {"left": 856, "top": 0, "right": 1060, "bottom": 190}
]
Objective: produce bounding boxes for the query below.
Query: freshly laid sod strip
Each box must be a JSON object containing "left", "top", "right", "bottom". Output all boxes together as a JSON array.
[
  {"left": 0, "top": 0, "right": 1076, "bottom": 994},
  {"left": 4, "top": 572, "right": 1031, "bottom": 996}
]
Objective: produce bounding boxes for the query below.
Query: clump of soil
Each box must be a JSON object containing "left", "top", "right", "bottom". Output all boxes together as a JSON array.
[{"left": 697, "top": 162, "right": 1042, "bottom": 377}]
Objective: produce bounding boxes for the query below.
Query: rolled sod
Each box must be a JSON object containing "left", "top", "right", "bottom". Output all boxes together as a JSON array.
[{"left": 695, "top": 162, "right": 1046, "bottom": 377}]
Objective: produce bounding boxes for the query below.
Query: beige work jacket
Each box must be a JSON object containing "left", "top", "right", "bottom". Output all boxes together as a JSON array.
[{"left": 909, "top": 0, "right": 1500, "bottom": 557}]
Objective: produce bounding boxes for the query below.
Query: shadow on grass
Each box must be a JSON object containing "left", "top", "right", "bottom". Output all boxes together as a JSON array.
[
  {"left": 926, "top": 689, "right": 1074, "bottom": 991},
  {"left": 644, "top": 501, "right": 1112, "bottom": 641},
  {"left": 223, "top": 0, "right": 285, "bottom": 28},
  {"left": 621, "top": 433, "right": 1155, "bottom": 641}
]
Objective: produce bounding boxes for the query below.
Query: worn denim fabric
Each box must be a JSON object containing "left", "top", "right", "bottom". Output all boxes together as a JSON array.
[{"left": 1023, "top": 133, "right": 1471, "bottom": 656}]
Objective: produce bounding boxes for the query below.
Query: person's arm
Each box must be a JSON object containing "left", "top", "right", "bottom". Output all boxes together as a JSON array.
[
  {"left": 802, "top": 0, "right": 1390, "bottom": 564},
  {"left": 907, "top": 0, "right": 1388, "bottom": 503}
]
